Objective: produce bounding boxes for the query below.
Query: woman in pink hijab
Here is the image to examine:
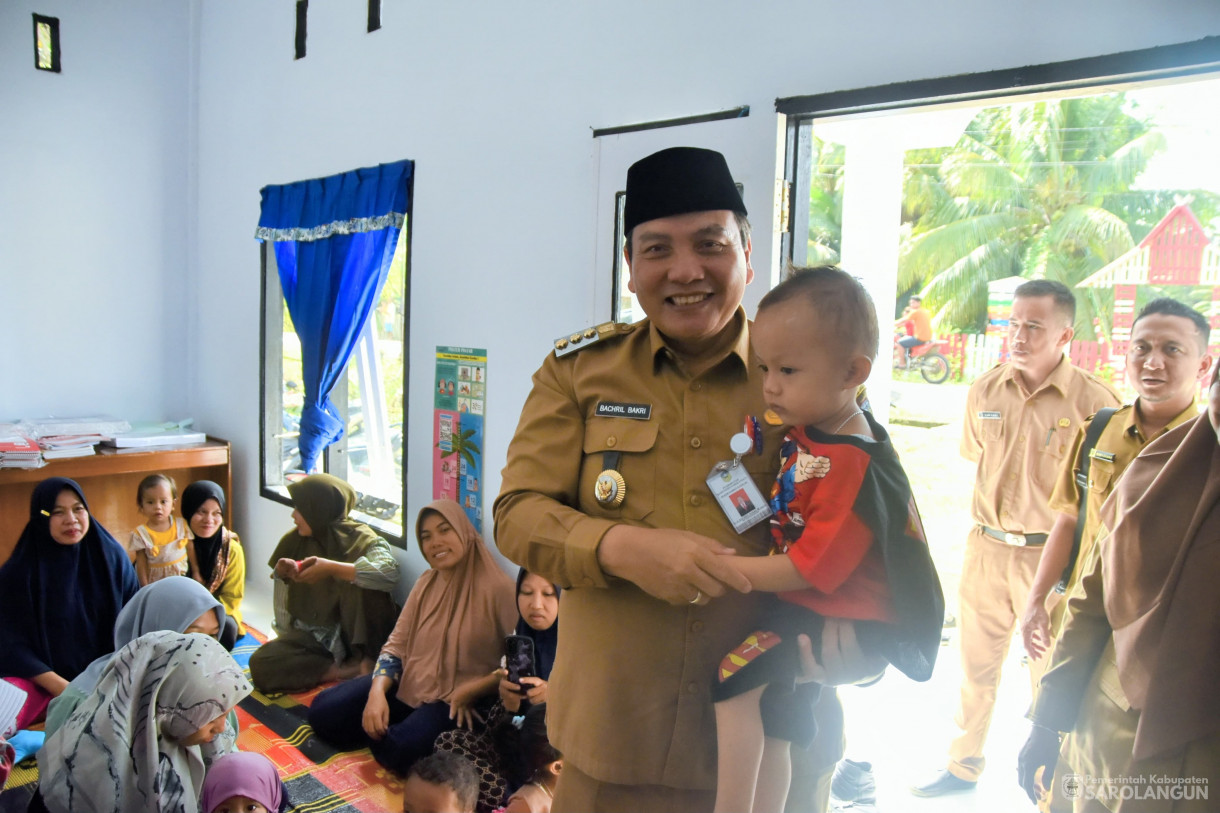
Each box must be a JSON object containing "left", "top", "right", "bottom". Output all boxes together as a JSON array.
[{"left": 308, "top": 500, "right": 516, "bottom": 775}]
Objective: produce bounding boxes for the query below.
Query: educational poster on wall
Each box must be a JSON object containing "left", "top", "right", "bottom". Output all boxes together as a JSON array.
[{"left": 433, "top": 346, "right": 486, "bottom": 526}]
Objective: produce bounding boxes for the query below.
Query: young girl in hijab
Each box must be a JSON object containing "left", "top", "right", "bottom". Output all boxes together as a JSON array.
[
  {"left": 434, "top": 569, "right": 560, "bottom": 812},
  {"left": 44, "top": 576, "right": 236, "bottom": 749},
  {"left": 200, "top": 752, "right": 288, "bottom": 813},
  {"left": 181, "top": 480, "right": 246, "bottom": 633},
  {"left": 308, "top": 500, "right": 516, "bottom": 776},
  {"left": 36, "top": 630, "right": 252, "bottom": 813},
  {"left": 249, "top": 473, "right": 400, "bottom": 693},
  {"left": 0, "top": 477, "right": 139, "bottom": 729}
]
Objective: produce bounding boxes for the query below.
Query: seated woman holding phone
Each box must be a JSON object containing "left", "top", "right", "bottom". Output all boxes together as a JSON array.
[
  {"left": 435, "top": 569, "right": 560, "bottom": 812},
  {"left": 307, "top": 500, "right": 517, "bottom": 776}
]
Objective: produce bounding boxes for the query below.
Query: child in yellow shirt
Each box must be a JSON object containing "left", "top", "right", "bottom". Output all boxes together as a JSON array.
[{"left": 129, "top": 474, "right": 199, "bottom": 586}]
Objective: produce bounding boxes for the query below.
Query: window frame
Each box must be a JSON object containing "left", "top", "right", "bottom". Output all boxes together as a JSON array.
[{"left": 258, "top": 214, "right": 413, "bottom": 545}]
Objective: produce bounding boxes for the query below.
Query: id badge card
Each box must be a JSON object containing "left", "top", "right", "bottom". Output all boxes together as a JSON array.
[{"left": 706, "top": 433, "right": 773, "bottom": 534}]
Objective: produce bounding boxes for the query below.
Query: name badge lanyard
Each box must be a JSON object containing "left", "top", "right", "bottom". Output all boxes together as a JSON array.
[{"left": 706, "top": 432, "right": 772, "bottom": 533}]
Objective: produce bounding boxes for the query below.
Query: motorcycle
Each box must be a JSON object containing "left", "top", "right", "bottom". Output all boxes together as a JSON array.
[{"left": 893, "top": 335, "right": 952, "bottom": 384}]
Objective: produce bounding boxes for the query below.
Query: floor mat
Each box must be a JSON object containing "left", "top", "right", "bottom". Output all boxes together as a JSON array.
[{"left": 0, "top": 630, "right": 404, "bottom": 813}]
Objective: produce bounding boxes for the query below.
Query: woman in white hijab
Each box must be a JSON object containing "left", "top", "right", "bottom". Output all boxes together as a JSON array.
[{"left": 35, "top": 630, "right": 251, "bottom": 813}]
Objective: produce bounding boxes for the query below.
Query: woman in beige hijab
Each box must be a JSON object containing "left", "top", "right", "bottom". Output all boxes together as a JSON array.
[
  {"left": 308, "top": 500, "right": 516, "bottom": 775},
  {"left": 1021, "top": 367, "right": 1220, "bottom": 812}
]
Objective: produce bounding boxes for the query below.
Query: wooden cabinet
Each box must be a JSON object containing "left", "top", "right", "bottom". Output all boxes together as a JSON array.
[{"left": 0, "top": 438, "right": 231, "bottom": 567}]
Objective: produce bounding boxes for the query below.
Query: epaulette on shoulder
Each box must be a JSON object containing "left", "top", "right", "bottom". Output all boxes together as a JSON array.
[{"left": 553, "top": 321, "right": 634, "bottom": 358}]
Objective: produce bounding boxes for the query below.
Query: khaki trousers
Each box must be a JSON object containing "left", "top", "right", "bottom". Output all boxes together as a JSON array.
[{"left": 948, "top": 528, "right": 1048, "bottom": 781}]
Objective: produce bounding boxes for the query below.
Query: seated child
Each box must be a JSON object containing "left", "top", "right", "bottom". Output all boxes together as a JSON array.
[
  {"left": 712, "top": 266, "right": 944, "bottom": 813},
  {"left": 494, "top": 704, "right": 561, "bottom": 813},
  {"left": 129, "top": 474, "right": 199, "bottom": 586},
  {"left": 402, "top": 751, "right": 480, "bottom": 813},
  {"left": 200, "top": 751, "right": 288, "bottom": 813}
]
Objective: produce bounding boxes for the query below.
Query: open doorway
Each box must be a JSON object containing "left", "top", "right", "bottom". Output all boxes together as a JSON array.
[{"left": 776, "top": 39, "right": 1220, "bottom": 810}]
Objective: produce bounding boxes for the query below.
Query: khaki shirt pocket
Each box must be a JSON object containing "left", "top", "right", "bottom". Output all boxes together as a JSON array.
[
  {"left": 1087, "top": 458, "right": 1116, "bottom": 496},
  {"left": 981, "top": 418, "right": 1004, "bottom": 443},
  {"left": 1039, "top": 426, "right": 1072, "bottom": 459},
  {"left": 580, "top": 417, "right": 659, "bottom": 521}
]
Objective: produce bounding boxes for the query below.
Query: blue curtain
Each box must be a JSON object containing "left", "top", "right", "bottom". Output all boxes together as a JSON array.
[{"left": 256, "top": 160, "right": 411, "bottom": 473}]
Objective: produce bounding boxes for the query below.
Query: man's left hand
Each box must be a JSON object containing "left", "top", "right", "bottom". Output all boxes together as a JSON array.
[{"left": 796, "top": 619, "right": 886, "bottom": 686}]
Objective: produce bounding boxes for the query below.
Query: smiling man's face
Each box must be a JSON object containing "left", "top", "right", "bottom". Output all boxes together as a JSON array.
[{"left": 626, "top": 209, "right": 752, "bottom": 357}]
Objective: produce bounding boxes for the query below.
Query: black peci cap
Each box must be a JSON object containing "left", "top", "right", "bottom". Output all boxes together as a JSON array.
[{"left": 623, "top": 147, "right": 746, "bottom": 233}]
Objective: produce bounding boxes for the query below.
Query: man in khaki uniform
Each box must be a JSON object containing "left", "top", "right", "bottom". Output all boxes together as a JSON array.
[
  {"left": 1022, "top": 297, "right": 1213, "bottom": 656},
  {"left": 913, "top": 280, "right": 1120, "bottom": 797},
  {"left": 1018, "top": 298, "right": 1212, "bottom": 810},
  {"left": 494, "top": 147, "right": 880, "bottom": 813}
]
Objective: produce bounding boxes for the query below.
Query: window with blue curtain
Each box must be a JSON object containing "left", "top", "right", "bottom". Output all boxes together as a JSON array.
[{"left": 256, "top": 160, "right": 412, "bottom": 495}]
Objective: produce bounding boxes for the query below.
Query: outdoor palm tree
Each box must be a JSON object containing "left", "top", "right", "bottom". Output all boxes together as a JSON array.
[{"left": 898, "top": 95, "right": 1166, "bottom": 335}]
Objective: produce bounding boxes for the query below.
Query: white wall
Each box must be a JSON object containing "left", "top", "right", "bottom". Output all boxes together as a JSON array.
[
  {"left": 6, "top": 0, "right": 1220, "bottom": 596},
  {"left": 0, "top": 0, "right": 192, "bottom": 420}
]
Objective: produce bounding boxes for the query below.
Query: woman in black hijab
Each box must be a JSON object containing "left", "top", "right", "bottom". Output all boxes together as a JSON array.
[
  {"left": 0, "top": 477, "right": 138, "bottom": 728},
  {"left": 181, "top": 480, "right": 246, "bottom": 634}
]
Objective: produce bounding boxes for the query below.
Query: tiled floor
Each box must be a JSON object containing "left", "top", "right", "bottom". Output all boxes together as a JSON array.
[{"left": 834, "top": 625, "right": 1037, "bottom": 812}]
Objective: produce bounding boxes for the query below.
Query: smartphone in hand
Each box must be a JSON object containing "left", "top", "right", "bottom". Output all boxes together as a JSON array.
[{"left": 505, "top": 634, "right": 535, "bottom": 688}]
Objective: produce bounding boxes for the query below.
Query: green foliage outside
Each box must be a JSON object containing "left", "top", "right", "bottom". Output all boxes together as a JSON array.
[{"left": 808, "top": 93, "right": 1220, "bottom": 338}]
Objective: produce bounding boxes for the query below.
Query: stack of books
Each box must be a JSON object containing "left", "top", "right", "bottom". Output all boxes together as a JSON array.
[
  {"left": 0, "top": 424, "right": 43, "bottom": 468},
  {"left": 38, "top": 434, "right": 105, "bottom": 459}
]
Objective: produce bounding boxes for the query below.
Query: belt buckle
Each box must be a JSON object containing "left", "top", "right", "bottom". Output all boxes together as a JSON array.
[{"left": 1004, "top": 532, "right": 1025, "bottom": 546}]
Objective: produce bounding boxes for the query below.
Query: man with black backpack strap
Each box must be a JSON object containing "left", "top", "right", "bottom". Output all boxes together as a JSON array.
[
  {"left": 1021, "top": 298, "right": 1213, "bottom": 659},
  {"left": 1018, "top": 297, "right": 1213, "bottom": 811}
]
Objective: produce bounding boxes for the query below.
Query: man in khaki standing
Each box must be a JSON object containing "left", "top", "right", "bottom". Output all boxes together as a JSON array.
[
  {"left": 913, "top": 279, "right": 1120, "bottom": 797},
  {"left": 495, "top": 147, "right": 880, "bottom": 813},
  {"left": 1017, "top": 297, "right": 1212, "bottom": 810}
]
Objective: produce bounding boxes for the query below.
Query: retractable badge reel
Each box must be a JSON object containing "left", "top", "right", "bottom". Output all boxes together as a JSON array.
[{"left": 706, "top": 432, "right": 773, "bottom": 533}]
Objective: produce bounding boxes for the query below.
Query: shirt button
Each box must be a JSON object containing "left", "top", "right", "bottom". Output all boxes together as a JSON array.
[
  {"left": 686, "top": 682, "right": 699, "bottom": 694},
  {"left": 690, "top": 437, "right": 702, "bottom": 449},
  {"left": 691, "top": 621, "right": 704, "bottom": 633},
  {"left": 691, "top": 382, "right": 703, "bottom": 392},
  {"left": 690, "top": 495, "right": 703, "bottom": 507},
  {"left": 606, "top": 437, "right": 617, "bottom": 448}
]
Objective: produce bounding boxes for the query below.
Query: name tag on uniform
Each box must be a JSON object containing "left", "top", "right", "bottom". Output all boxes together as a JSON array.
[
  {"left": 978, "top": 411, "right": 1001, "bottom": 420},
  {"left": 1089, "top": 449, "right": 1116, "bottom": 463},
  {"left": 595, "top": 401, "right": 652, "bottom": 420},
  {"left": 706, "top": 433, "right": 772, "bottom": 534}
]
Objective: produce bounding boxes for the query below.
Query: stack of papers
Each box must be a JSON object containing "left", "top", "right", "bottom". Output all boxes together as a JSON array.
[
  {"left": 19, "top": 415, "right": 130, "bottom": 439},
  {"left": 38, "top": 434, "right": 104, "bottom": 459},
  {"left": 106, "top": 427, "right": 207, "bottom": 448},
  {"left": 0, "top": 424, "right": 44, "bottom": 468}
]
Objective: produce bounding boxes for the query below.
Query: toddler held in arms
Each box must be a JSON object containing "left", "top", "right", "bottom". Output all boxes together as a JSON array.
[
  {"left": 712, "top": 266, "right": 944, "bottom": 813},
  {"left": 129, "top": 474, "right": 199, "bottom": 586}
]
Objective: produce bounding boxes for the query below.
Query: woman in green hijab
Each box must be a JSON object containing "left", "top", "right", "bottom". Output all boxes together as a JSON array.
[{"left": 249, "top": 473, "right": 401, "bottom": 693}]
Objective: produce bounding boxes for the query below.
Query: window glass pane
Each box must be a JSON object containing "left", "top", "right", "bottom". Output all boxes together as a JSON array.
[
  {"left": 281, "top": 306, "right": 304, "bottom": 480},
  {"left": 344, "top": 229, "right": 407, "bottom": 532},
  {"left": 261, "top": 212, "right": 410, "bottom": 542}
]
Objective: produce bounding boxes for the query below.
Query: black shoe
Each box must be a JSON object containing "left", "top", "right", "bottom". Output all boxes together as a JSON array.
[
  {"left": 909, "top": 770, "right": 976, "bottom": 797},
  {"left": 831, "top": 759, "right": 876, "bottom": 804}
]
